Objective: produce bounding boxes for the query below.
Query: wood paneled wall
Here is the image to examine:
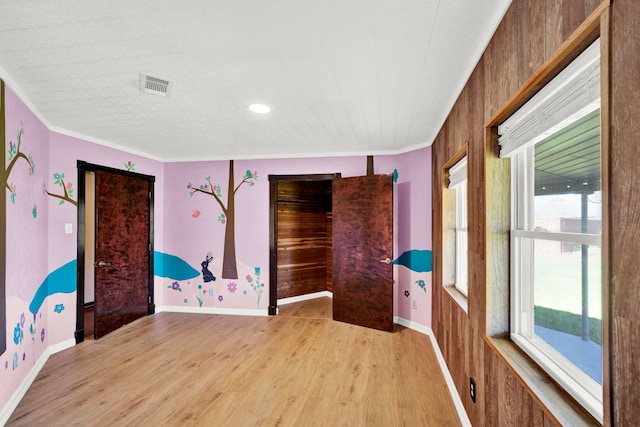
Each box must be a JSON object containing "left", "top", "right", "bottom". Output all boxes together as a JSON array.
[
  {"left": 276, "top": 180, "right": 332, "bottom": 299},
  {"left": 609, "top": 1, "right": 640, "bottom": 425},
  {"left": 431, "top": 1, "right": 622, "bottom": 425}
]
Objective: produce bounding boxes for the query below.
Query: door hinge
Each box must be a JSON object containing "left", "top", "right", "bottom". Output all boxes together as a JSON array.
[
  {"left": 149, "top": 191, "right": 152, "bottom": 200},
  {"left": 149, "top": 296, "right": 152, "bottom": 304},
  {"left": 149, "top": 243, "right": 152, "bottom": 252}
]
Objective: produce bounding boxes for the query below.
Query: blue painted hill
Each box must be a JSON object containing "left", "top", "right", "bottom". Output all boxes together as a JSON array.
[
  {"left": 393, "top": 249, "right": 432, "bottom": 273},
  {"left": 28, "top": 252, "right": 199, "bottom": 315}
]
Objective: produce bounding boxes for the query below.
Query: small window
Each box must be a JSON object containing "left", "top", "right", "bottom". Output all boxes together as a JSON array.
[
  {"left": 443, "top": 154, "right": 468, "bottom": 299},
  {"left": 499, "top": 39, "right": 602, "bottom": 422}
]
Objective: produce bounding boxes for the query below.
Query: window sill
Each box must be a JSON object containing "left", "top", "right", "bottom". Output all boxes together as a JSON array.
[
  {"left": 443, "top": 285, "right": 468, "bottom": 312},
  {"left": 485, "top": 336, "right": 601, "bottom": 426}
]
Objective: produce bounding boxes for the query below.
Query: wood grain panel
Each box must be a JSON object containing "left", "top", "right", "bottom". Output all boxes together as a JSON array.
[
  {"left": 275, "top": 179, "right": 332, "bottom": 299},
  {"left": 326, "top": 212, "right": 333, "bottom": 292},
  {"left": 333, "top": 175, "right": 393, "bottom": 332},
  {"left": 432, "top": 1, "right": 608, "bottom": 425},
  {"left": 94, "top": 171, "right": 150, "bottom": 339},
  {"left": 517, "top": 0, "right": 546, "bottom": 86},
  {"left": 609, "top": 0, "right": 640, "bottom": 424}
]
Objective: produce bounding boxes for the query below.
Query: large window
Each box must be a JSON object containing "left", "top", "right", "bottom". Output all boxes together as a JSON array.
[
  {"left": 499, "top": 39, "right": 602, "bottom": 421},
  {"left": 443, "top": 154, "right": 468, "bottom": 299}
]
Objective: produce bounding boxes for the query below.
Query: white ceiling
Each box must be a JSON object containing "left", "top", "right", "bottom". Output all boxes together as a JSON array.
[{"left": 0, "top": 0, "right": 511, "bottom": 161}]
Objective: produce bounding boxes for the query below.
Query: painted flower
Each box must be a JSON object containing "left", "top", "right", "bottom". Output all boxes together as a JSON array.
[
  {"left": 22, "top": 353, "right": 26, "bottom": 361},
  {"left": 168, "top": 281, "right": 182, "bottom": 292},
  {"left": 183, "top": 298, "right": 188, "bottom": 304},
  {"left": 209, "top": 288, "right": 214, "bottom": 297},
  {"left": 217, "top": 295, "right": 224, "bottom": 302},
  {"left": 416, "top": 279, "right": 427, "bottom": 294},
  {"left": 227, "top": 282, "right": 237, "bottom": 293},
  {"left": 192, "top": 209, "right": 201, "bottom": 218},
  {"left": 20, "top": 313, "right": 25, "bottom": 327},
  {"left": 13, "top": 323, "right": 22, "bottom": 345},
  {"left": 243, "top": 290, "right": 247, "bottom": 295},
  {"left": 12, "top": 353, "right": 18, "bottom": 370},
  {"left": 66, "top": 182, "right": 73, "bottom": 190},
  {"left": 54, "top": 304, "right": 65, "bottom": 314},
  {"left": 392, "top": 169, "right": 399, "bottom": 183},
  {"left": 254, "top": 267, "right": 261, "bottom": 275},
  {"left": 404, "top": 290, "right": 410, "bottom": 298},
  {"left": 246, "top": 274, "right": 252, "bottom": 282},
  {"left": 40, "top": 329, "right": 45, "bottom": 343}
]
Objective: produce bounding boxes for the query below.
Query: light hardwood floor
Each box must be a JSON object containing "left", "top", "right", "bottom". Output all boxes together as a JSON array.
[{"left": 8, "top": 298, "right": 461, "bottom": 426}]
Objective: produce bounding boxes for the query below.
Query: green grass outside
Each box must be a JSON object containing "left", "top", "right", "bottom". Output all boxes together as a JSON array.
[{"left": 534, "top": 305, "right": 602, "bottom": 345}]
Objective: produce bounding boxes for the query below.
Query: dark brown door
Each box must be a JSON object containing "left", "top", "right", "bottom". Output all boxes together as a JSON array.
[
  {"left": 94, "top": 170, "right": 151, "bottom": 339},
  {"left": 332, "top": 174, "right": 393, "bottom": 331}
]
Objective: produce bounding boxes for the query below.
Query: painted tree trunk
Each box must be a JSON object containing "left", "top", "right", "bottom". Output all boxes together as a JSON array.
[{"left": 221, "top": 160, "right": 238, "bottom": 279}]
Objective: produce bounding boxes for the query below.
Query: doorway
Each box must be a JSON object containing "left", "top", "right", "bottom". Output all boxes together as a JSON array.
[
  {"left": 75, "top": 161, "right": 155, "bottom": 343},
  {"left": 268, "top": 174, "right": 339, "bottom": 316}
]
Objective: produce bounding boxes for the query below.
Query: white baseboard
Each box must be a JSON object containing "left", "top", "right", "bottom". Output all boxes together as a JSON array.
[
  {"left": 49, "top": 338, "right": 76, "bottom": 355},
  {"left": 277, "top": 291, "right": 332, "bottom": 306},
  {"left": 394, "top": 317, "right": 471, "bottom": 427},
  {"left": 393, "top": 316, "right": 431, "bottom": 335},
  {"left": 156, "top": 305, "right": 268, "bottom": 317},
  {"left": 0, "top": 337, "right": 75, "bottom": 426}
]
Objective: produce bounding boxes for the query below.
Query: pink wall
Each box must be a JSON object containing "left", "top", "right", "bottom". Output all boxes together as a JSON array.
[
  {"left": 2, "top": 85, "right": 50, "bottom": 406},
  {"left": 394, "top": 148, "right": 432, "bottom": 326},
  {"left": 47, "top": 132, "right": 165, "bottom": 340},
  {"left": 1, "top": 78, "right": 433, "bottom": 416},
  {"left": 1, "top": 83, "right": 166, "bottom": 411},
  {"left": 162, "top": 152, "right": 432, "bottom": 326}
]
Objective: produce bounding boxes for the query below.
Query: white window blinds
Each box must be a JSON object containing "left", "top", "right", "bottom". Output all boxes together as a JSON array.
[
  {"left": 448, "top": 156, "right": 467, "bottom": 188},
  {"left": 498, "top": 39, "right": 600, "bottom": 158}
]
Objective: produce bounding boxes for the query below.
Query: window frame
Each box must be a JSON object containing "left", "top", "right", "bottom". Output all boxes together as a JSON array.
[
  {"left": 501, "top": 39, "right": 603, "bottom": 422},
  {"left": 442, "top": 149, "right": 469, "bottom": 305}
]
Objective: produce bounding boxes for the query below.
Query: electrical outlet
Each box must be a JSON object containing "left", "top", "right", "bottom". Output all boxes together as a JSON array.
[
  {"left": 412, "top": 300, "right": 417, "bottom": 310},
  {"left": 470, "top": 377, "right": 476, "bottom": 403}
]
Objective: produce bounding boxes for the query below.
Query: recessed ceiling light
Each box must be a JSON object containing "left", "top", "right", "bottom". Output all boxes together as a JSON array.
[{"left": 249, "top": 104, "right": 270, "bottom": 114}]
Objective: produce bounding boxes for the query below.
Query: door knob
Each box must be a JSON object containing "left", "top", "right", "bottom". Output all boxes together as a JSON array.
[
  {"left": 97, "top": 261, "right": 112, "bottom": 267},
  {"left": 379, "top": 258, "right": 391, "bottom": 264}
]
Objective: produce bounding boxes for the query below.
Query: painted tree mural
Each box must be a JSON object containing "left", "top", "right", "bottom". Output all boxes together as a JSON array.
[
  {"left": 43, "top": 172, "right": 77, "bottom": 207},
  {"left": 187, "top": 160, "right": 257, "bottom": 279},
  {"left": 1, "top": 80, "right": 36, "bottom": 354}
]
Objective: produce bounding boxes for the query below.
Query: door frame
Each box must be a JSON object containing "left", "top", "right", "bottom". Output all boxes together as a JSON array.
[
  {"left": 74, "top": 160, "right": 155, "bottom": 344},
  {"left": 268, "top": 173, "right": 340, "bottom": 315}
]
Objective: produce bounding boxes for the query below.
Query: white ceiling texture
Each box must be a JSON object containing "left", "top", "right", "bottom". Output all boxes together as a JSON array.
[{"left": 0, "top": 0, "right": 511, "bottom": 161}]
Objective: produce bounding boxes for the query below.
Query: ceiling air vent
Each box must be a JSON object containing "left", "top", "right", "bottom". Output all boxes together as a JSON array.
[{"left": 139, "top": 73, "right": 173, "bottom": 97}]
